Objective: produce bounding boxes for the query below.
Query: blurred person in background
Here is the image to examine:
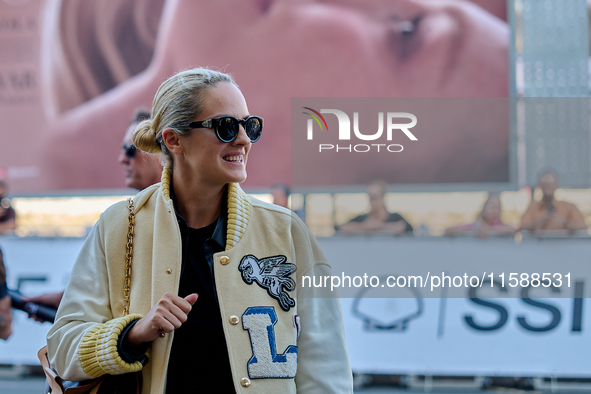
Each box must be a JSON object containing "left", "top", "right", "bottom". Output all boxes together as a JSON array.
[
  {"left": 23, "top": 109, "right": 163, "bottom": 320},
  {"left": 520, "top": 170, "right": 587, "bottom": 233},
  {"left": 0, "top": 181, "right": 16, "bottom": 234},
  {"left": 0, "top": 247, "right": 12, "bottom": 339},
  {"left": 270, "top": 183, "right": 290, "bottom": 209},
  {"left": 270, "top": 182, "right": 306, "bottom": 220},
  {"left": 337, "top": 180, "right": 413, "bottom": 235},
  {"left": 445, "top": 193, "right": 515, "bottom": 238},
  {"left": 118, "top": 109, "right": 163, "bottom": 190}
]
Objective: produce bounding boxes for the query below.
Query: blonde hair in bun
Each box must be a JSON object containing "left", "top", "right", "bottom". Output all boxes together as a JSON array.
[
  {"left": 132, "top": 68, "right": 236, "bottom": 167},
  {"left": 133, "top": 118, "right": 160, "bottom": 153}
]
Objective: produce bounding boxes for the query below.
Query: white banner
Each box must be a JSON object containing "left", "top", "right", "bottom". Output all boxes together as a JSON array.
[
  {"left": 320, "top": 236, "right": 591, "bottom": 377},
  {"left": 341, "top": 297, "right": 589, "bottom": 376}
]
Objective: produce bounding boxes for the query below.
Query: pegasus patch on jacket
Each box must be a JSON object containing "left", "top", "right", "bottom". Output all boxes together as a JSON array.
[{"left": 238, "top": 254, "right": 296, "bottom": 311}]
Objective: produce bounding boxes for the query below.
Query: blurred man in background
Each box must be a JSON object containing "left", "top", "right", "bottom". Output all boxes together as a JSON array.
[
  {"left": 520, "top": 170, "right": 587, "bottom": 233},
  {"left": 118, "top": 109, "right": 162, "bottom": 190},
  {"left": 270, "top": 183, "right": 306, "bottom": 220},
  {"left": 337, "top": 181, "right": 413, "bottom": 236},
  {"left": 270, "top": 183, "right": 290, "bottom": 209}
]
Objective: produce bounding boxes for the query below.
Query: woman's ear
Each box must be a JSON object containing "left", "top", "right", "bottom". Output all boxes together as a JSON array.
[{"left": 161, "top": 129, "right": 183, "bottom": 154}]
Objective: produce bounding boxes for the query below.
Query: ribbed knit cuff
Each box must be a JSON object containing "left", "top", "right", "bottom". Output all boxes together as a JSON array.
[{"left": 79, "top": 314, "right": 144, "bottom": 377}]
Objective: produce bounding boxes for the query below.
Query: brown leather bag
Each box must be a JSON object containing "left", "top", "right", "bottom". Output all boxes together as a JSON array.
[{"left": 38, "top": 346, "right": 141, "bottom": 394}]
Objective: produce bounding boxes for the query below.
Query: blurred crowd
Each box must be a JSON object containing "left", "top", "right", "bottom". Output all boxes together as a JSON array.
[{"left": 333, "top": 172, "right": 587, "bottom": 238}]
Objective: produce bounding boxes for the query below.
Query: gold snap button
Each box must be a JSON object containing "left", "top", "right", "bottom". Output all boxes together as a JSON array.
[
  {"left": 240, "top": 377, "right": 251, "bottom": 387},
  {"left": 166, "top": 268, "right": 172, "bottom": 274},
  {"left": 229, "top": 315, "right": 240, "bottom": 325},
  {"left": 220, "top": 256, "right": 230, "bottom": 265}
]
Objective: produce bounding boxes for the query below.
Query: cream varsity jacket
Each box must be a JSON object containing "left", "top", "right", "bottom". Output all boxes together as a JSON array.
[{"left": 47, "top": 177, "right": 353, "bottom": 393}]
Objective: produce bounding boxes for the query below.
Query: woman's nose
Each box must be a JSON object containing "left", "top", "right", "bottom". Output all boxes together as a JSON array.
[{"left": 232, "top": 125, "right": 251, "bottom": 145}]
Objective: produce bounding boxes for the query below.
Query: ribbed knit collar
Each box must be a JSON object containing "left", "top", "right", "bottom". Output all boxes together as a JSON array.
[{"left": 160, "top": 167, "right": 250, "bottom": 251}]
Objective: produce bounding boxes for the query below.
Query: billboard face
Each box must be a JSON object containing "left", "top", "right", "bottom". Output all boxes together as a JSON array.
[{"left": 0, "top": 0, "right": 509, "bottom": 194}]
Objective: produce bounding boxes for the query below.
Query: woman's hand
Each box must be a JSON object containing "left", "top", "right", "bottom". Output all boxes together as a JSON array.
[{"left": 127, "top": 292, "right": 198, "bottom": 345}]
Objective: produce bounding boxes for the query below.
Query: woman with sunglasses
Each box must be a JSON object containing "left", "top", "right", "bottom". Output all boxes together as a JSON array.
[{"left": 47, "top": 68, "right": 353, "bottom": 393}]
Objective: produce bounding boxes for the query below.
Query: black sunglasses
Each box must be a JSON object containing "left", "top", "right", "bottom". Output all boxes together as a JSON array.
[
  {"left": 122, "top": 143, "right": 138, "bottom": 159},
  {"left": 174, "top": 116, "right": 263, "bottom": 143}
]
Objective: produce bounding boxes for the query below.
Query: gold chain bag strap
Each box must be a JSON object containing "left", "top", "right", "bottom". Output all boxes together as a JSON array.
[
  {"left": 39, "top": 198, "right": 141, "bottom": 394},
  {"left": 123, "top": 198, "right": 135, "bottom": 316}
]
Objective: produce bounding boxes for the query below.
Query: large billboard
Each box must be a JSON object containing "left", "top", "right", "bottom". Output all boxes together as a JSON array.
[{"left": 0, "top": 0, "right": 509, "bottom": 194}]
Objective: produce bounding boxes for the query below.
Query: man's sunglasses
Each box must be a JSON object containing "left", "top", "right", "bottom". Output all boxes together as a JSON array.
[
  {"left": 122, "top": 143, "right": 138, "bottom": 159},
  {"left": 174, "top": 116, "right": 263, "bottom": 143}
]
